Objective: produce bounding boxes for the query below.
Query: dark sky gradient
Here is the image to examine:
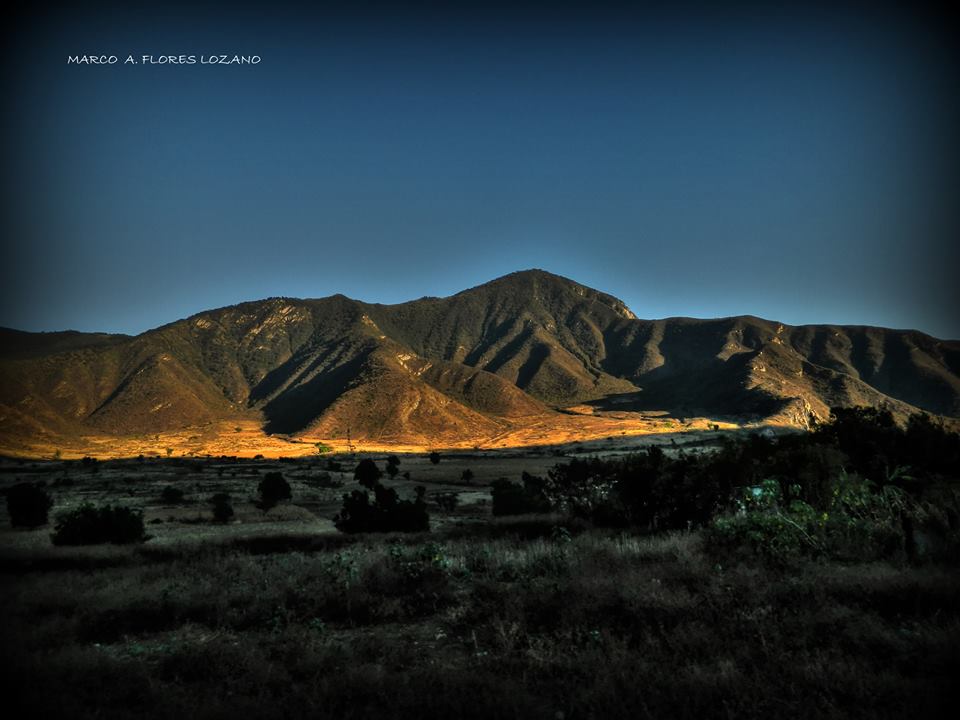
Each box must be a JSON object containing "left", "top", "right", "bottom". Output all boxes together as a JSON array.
[{"left": 3, "top": 1, "right": 958, "bottom": 338}]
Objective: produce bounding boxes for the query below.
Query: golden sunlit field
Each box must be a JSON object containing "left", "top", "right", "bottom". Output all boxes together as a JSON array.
[{"left": 0, "top": 409, "right": 746, "bottom": 461}]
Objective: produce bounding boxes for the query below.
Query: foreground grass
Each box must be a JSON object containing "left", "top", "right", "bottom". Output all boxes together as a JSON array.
[{"left": 3, "top": 525, "right": 958, "bottom": 719}]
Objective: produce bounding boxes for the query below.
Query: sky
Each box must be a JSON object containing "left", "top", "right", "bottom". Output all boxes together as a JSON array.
[{"left": 2, "top": 0, "right": 958, "bottom": 338}]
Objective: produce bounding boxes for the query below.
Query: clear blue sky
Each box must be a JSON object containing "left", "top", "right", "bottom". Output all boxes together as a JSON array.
[{"left": 2, "top": 1, "right": 958, "bottom": 338}]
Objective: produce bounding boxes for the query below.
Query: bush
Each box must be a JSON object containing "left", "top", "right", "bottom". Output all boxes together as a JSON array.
[
  {"left": 51, "top": 504, "right": 146, "bottom": 545},
  {"left": 429, "top": 452, "right": 441, "bottom": 465},
  {"left": 707, "top": 479, "right": 823, "bottom": 564},
  {"left": 5, "top": 483, "right": 53, "bottom": 527},
  {"left": 210, "top": 493, "right": 234, "bottom": 523},
  {"left": 335, "top": 479, "right": 429, "bottom": 534},
  {"left": 434, "top": 492, "right": 460, "bottom": 512},
  {"left": 491, "top": 473, "right": 551, "bottom": 516},
  {"left": 306, "top": 472, "right": 343, "bottom": 489},
  {"left": 257, "top": 472, "right": 292, "bottom": 511},
  {"left": 160, "top": 486, "right": 186, "bottom": 505},
  {"left": 386, "top": 455, "right": 400, "bottom": 478}
]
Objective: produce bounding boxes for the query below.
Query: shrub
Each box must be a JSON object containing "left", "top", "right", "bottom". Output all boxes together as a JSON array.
[
  {"left": 306, "top": 472, "right": 343, "bottom": 489},
  {"left": 429, "top": 451, "right": 441, "bottom": 465},
  {"left": 386, "top": 455, "right": 400, "bottom": 478},
  {"left": 257, "top": 472, "right": 292, "bottom": 511},
  {"left": 434, "top": 492, "right": 460, "bottom": 512},
  {"left": 491, "top": 473, "right": 551, "bottom": 516},
  {"left": 51, "top": 504, "right": 146, "bottom": 545},
  {"left": 707, "top": 479, "right": 823, "bottom": 564},
  {"left": 160, "top": 486, "right": 186, "bottom": 505},
  {"left": 5, "top": 483, "right": 53, "bottom": 527},
  {"left": 210, "top": 493, "right": 234, "bottom": 523},
  {"left": 335, "top": 479, "right": 429, "bottom": 533},
  {"left": 461, "top": 469, "right": 474, "bottom": 483}
]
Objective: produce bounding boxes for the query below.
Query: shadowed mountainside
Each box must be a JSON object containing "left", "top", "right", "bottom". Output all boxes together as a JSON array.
[{"left": 1, "top": 270, "right": 958, "bottom": 449}]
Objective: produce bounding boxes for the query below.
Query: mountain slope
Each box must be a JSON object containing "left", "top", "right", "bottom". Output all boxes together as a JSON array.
[{"left": 2, "top": 270, "right": 957, "bottom": 453}]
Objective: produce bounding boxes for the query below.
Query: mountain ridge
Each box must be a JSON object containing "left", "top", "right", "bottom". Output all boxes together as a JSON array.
[{"left": 2, "top": 270, "right": 958, "bottom": 456}]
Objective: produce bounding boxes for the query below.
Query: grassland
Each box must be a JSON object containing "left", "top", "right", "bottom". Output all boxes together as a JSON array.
[{"left": 2, "top": 439, "right": 958, "bottom": 719}]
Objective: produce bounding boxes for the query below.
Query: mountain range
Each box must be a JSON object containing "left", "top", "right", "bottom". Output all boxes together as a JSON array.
[{"left": 2, "top": 270, "right": 958, "bottom": 456}]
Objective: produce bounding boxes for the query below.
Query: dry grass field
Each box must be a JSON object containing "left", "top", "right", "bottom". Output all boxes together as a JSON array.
[{"left": 0, "top": 409, "right": 744, "bottom": 461}]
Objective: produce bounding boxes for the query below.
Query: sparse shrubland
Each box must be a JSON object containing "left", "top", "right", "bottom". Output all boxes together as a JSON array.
[
  {"left": 538, "top": 408, "right": 960, "bottom": 564},
  {"left": 1, "top": 407, "right": 958, "bottom": 718}
]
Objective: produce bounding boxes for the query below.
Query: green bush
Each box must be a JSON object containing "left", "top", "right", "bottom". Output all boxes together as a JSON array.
[
  {"left": 51, "top": 504, "right": 146, "bottom": 545},
  {"left": 5, "top": 482, "right": 53, "bottom": 527},
  {"left": 708, "top": 471, "right": 925, "bottom": 564}
]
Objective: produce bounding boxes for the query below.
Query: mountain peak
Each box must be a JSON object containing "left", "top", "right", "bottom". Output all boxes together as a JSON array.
[{"left": 461, "top": 269, "right": 638, "bottom": 321}]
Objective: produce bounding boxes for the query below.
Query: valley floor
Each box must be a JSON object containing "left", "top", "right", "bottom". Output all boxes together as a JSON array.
[
  {"left": 1, "top": 452, "right": 958, "bottom": 718},
  {"left": 0, "top": 410, "right": 746, "bottom": 461}
]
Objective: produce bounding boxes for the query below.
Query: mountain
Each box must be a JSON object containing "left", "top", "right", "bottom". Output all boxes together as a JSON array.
[{"left": 2, "top": 270, "right": 958, "bottom": 455}]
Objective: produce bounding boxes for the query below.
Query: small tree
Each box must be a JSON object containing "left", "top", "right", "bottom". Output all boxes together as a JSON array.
[
  {"left": 210, "top": 493, "right": 234, "bottom": 523},
  {"left": 5, "top": 483, "right": 53, "bottom": 527},
  {"left": 461, "top": 469, "right": 474, "bottom": 483},
  {"left": 354, "top": 459, "right": 382, "bottom": 489},
  {"left": 386, "top": 455, "right": 400, "bottom": 478},
  {"left": 258, "top": 472, "right": 292, "bottom": 511},
  {"left": 429, "top": 451, "right": 441, "bottom": 465}
]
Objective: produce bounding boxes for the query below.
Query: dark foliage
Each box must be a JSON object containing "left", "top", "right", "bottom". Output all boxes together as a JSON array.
[
  {"left": 51, "top": 503, "right": 146, "bottom": 545},
  {"left": 5, "top": 482, "right": 53, "bottom": 527},
  {"left": 386, "top": 455, "right": 401, "bottom": 479},
  {"left": 429, "top": 451, "right": 441, "bottom": 465},
  {"left": 210, "top": 493, "right": 234, "bottom": 523},
  {"left": 541, "top": 408, "right": 960, "bottom": 562},
  {"left": 354, "top": 459, "right": 382, "bottom": 489},
  {"left": 257, "top": 472, "right": 291, "bottom": 511},
  {"left": 305, "top": 472, "right": 343, "bottom": 489},
  {"left": 160, "top": 486, "right": 186, "bottom": 505},
  {"left": 491, "top": 472, "right": 552, "bottom": 516},
  {"left": 434, "top": 491, "right": 460, "bottom": 512},
  {"left": 335, "top": 478, "right": 430, "bottom": 534}
]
